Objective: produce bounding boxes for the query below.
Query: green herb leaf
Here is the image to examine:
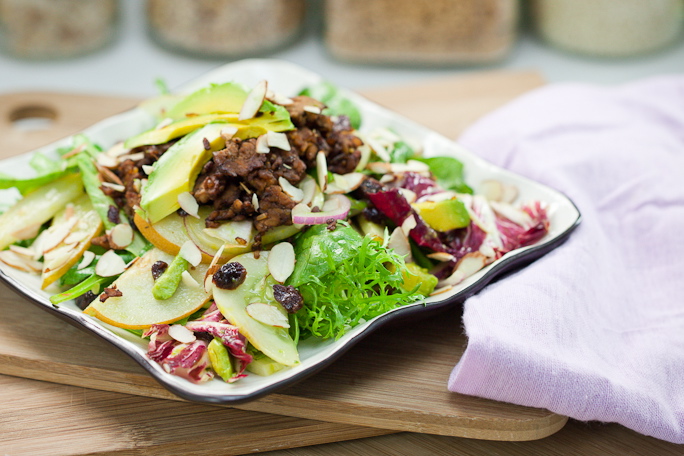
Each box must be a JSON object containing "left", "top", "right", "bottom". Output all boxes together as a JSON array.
[{"left": 415, "top": 156, "right": 473, "bottom": 194}]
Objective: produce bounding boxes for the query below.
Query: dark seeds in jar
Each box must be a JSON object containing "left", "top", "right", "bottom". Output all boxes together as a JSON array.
[
  {"left": 151, "top": 261, "right": 169, "bottom": 280},
  {"left": 273, "top": 284, "right": 304, "bottom": 313},
  {"left": 213, "top": 262, "right": 247, "bottom": 290}
]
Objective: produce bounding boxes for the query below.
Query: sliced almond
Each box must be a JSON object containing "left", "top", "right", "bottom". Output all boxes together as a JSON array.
[
  {"left": 239, "top": 80, "right": 267, "bottom": 121},
  {"left": 9, "top": 245, "right": 36, "bottom": 259},
  {"left": 204, "top": 244, "right": 226, "bottom": 292},
  {"left": 0, "top": 250, "right": 39, "bottom": 273},
  {"left": 96, "top": 154, "right": 119, "bottom": 168},
  {"left": 266, "top": 90, "right": 293, "bottom": 106},
  {"left": 96, "top": 164, "right": 124, "bottom": 186},
  {"left": 490, "top": 201, "right": 533, "bottom": 227},
  {"left": 364, "top": 137, "right": 390, "bottom": 162},
  {"left": 279, "top": 177, "right": 304, "bottom": 203},
  {"left": 440, "top": 252, "right": 488, "bottom": 287},
  {"left": 220, "top": 126, "right": 238, "bottom": 142},
  {"left": 168, "top": 324, "right": 196, "bottom": 343},
  {"left": 64, "top": 230, "right": 89, "bottom": 245},
  {"left": 77, "top": 250, "right": 96, "bottom": 270},
  {"left": 141, "top": 164, "right": 155, "bottom": 175},
  {"left": 108, "top": 223, "right": 134, "bottom": 250},
  {"left": 61, "top": 143, "right": 86, "bottom": 160},
  {"left": 246, "top": 303, "right": 290, "bottom": 328},
  {"left": 387, "top": 228, "right": 412, "bottom": 262},
  {"left": 181, "top": 270, "right": 201, "bottom": 289},
  {"left": 268, "top": 242, "right": 295, "bottom": 283},
  {"left": 316, "top": 151, "right": 328, "bottom": 192},
  {"left": 427, "top": 252, "right": 456, "bottom": 262},
  {"left": 303, "top": 105, "right": 322, "bottom": 114},
  {"left": 95, "top": 250, "right": 127, "bottom": 277},
  {"left": 43, "top": 243, "right": 79, "bottom": 271},
  {"left": 401, "top": 214, "right": 417, "bottom": 237},
  {"left": 177, "top": 192, "right": 199, "bottom": 218},
  {"left": 251, "top": 193, "right": 260, "bottom": 211},
  {"left": 324, "top": 172, "right": 366, "bottom": 195},
  {"left": 266, "top": 131, "right": 291, "bottom": 151},
  {"left": 255, "top": 134, "right": 270, "bottom": 153},
  {"left": 398, "top": 188, "right": 417, "bottom": 204},
  {"left": 179, "top": 240, "right": 202, "bottom": 267},
  {"left": 101, "top": 182, "right": 126, "bottom": 193},
  {"left": 41, "top": 217, "right": 79, "bottom": 254}
]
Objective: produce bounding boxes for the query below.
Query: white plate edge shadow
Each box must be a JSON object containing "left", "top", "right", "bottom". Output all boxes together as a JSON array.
[{"left": 0, "top": 59, "right": 581, "bottom": 403}]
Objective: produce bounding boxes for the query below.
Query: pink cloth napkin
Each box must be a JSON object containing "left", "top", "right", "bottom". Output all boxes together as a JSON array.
[{"left": 448, "top": 76, "right": 684, "bottom": 443}]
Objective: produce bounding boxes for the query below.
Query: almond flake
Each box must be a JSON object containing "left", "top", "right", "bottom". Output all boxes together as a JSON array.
[
  {"left": 220, "top": 126, "right": 238, "bottom": 142},
  {"left": 316, "top": 151, "right": 328, "bottom": 191},
  {"left": 101, "top": 182, "right": 126, "bottom": 193},
  {"left": 64, "top": 230, "right": 89, "bottom": 245},
  {"left": 108, "top": 223, "right": 134, "bottom": 250},
  {"left": 168, "top": 324, "right": 196, "bottom": 343},
  {"left": 42, "top": 217, "right": 79, "bottom": 253},
  {"left": 266, "top": 131, "right": 291, "bottom": 151},
  {"left": 95, "top": 250, "right": 127, "bottom": 277},
  {"left": 355, "top": 144, "right": 372, "bottom": 172},
  {"left": 96, "top": 154, "right": 118, "bottom": 168},
  {"left": 268, "top": 242, "right": 295, "bottom": 283},
  {"left": 204, "top": 244, "right": 225, "bottom": 292},
  {"left": 246, "top": 303, "right": 290, "bottom": 328},
  {"left": 440, "top": 252, "right": 488, "bottom": 287},
  {"left": 266, "top": 90, "right": 293, "bottom": 106},
  {"left": 177, "top": 192, "right": 199, "bottom": 218},
  {"left": 303, "top": 105, "right": 322, "bottom": 114},
  {"left": 279, "top": 177, "right": 304, "bottom": 203},
  {"left": 179, "top": 240, "right": 202, "bottom": 267},
  {"left": 77, "top": 251, "right": 96, "bottom": 270},
  {"left": 430, "top": 285, "right": 454, "bottom": 296},
  {"left": 43, "top": 244, "right": 78, "bottom": 271},
  {"left": 0, "top": 251, "right": 38, "bottom": 273},
  {"left": 398, "top": 188, "right": 417, "bottom": 204},
  {"left": 255, "top": 134, "right": 270, "bottom": 153},
  {"left": 387, "top": 228, "right": 412, "bottom": 261},
  {"left": 9, "top": 245, "right": 36, "bottom": 259},
  {"left": 141, "top": 165, "right": 155, "bottom": 175},
  {"left": 252, "top": 193, "right": 259, "bottom": 211},
  {"left": 181, "top": 270, "right": 201, "bottom": 289},
  {"left": 427, "top": 252, "right": 456, "bottom": 262},
  {"left": 401, "top": 214, "right": 417, "bottom": 236},
  {"left": 117, "top": 152, "right": 145, "bottom": 163},
  {"left": 239, "top": 80, "right": 267, "bottom": 121}
]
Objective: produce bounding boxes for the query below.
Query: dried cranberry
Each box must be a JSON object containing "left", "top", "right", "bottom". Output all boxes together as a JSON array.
[
  {"left": 151, "top": 261, "right": 168, "bottom": 281},
  {"left": 107, "top": 205, "right": 121, "bottom": 224},
  {"left": 273, "top": 284, "right": 303, "bottom": 313},
  {"left": 213, "top": 262, "right": 247, "bottom": 290}
]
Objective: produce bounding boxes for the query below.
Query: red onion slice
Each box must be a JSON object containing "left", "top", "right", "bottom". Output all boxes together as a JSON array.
[{"left": 291, "top": 194, "right": 351, "bottom": 225}]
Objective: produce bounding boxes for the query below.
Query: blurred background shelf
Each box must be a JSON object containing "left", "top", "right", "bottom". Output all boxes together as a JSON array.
[{"left": 1, "top": 0, "right": 683, "bottom": 100}]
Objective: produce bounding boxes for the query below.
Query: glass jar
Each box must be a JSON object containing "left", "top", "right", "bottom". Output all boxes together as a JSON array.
[
  {"left": 531, "top": 0, "right": 684, "bottom": 57},
  {"left": 147, "top": 0, "right": 306, "bottom": 58},
  {"left": 324, "top": 0, "right": 520, "bottom": 66},
  {"left": 0, "top": 0, "right": 118, "bottom": 59}
]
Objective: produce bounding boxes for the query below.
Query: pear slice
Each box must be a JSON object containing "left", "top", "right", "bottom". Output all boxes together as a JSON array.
[
  {"left": 212, "top": 251, "right": 299, "bottom": 367},
  {"left": 84, "top": 248, "right": 211, "bottom": 329}
]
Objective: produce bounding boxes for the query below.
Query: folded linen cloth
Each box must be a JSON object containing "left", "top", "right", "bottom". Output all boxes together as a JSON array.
[{"left": 448, "top": 76, "right": 684, "bottom": 443}]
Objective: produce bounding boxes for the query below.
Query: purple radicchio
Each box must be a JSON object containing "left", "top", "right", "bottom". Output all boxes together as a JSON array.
[
  {"left": 143, "top": 324, "right": 214, "bottom": 384},
  {"left": 185, "top": 320, "right": 253, "bottom": 382}
]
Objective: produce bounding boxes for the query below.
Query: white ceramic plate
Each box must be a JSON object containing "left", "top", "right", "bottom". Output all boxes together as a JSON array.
[{"left": 0, "top": 59, "right": 580, "bottom": 404}]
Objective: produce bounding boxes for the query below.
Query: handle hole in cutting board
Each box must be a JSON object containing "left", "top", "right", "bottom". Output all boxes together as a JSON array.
[{"left": 9, "top": 105, "right": 57, "bottom": 132}]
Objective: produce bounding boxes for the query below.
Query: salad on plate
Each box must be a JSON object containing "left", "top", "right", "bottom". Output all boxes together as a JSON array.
[{"left": 0, "top": 79, "right": 549, "bottom": 385}]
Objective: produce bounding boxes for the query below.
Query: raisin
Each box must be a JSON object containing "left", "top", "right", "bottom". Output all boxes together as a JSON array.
[
  {"left": 273, "top": 284, "right": 303, "bottom": 313},
  {"left": 99, "top": 286, "right": 123, "bottom": 302},
  {"left": 75, "top": 291, "right": 97, "bottom": 310},
  {"left": 107, "top": 205, "right": 121, "bottom": 224},
  {"left": 151, "top": 260, "right": 168, "bottom": 281},
  {"left": 213, "top": 262, "right": 247, "bottom": 290}
]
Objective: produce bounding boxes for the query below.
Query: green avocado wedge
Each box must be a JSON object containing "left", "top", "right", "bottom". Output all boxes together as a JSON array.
[
  {"left": 125, "top": 83, "right": 294, "bottom": 149},
  {"left": 139, "top": 123, "right": 226, "bottom": 224},
  {"left": 212, "top": 252, "right": 300, "bottom": 367}
]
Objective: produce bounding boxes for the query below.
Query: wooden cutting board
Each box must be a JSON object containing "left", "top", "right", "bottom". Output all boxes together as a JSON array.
[{"left": 0, "top": 71, "right": 567, "bottom": 443}]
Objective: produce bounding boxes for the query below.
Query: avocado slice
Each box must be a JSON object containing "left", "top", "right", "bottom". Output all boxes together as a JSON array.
[
  {"left": 139, "top": 122, "right": 225, "bottom": 224},
  {"left": 165, "top": 83, "right": 248, "bottom": 120},
  {"left": 125, "top": 114, "right": 240, "bottom": 149},
  {"left": 212, "top": 251, "right": 299, "bottom": 367},
  {"left": 400, "top": 262, "right": 438, "bottom": 296},
  {"left": 411, "top": 198, "right": 470, "bottom": 232}
]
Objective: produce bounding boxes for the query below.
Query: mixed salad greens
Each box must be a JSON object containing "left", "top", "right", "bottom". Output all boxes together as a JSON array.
[{"left": 0, "top": 79, "right": 550, "bottom": 384}]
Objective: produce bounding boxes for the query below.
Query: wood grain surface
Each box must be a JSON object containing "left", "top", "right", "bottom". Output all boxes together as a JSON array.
[{"left": 0, "top": 71, "right": 570, "bottom": 447}]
